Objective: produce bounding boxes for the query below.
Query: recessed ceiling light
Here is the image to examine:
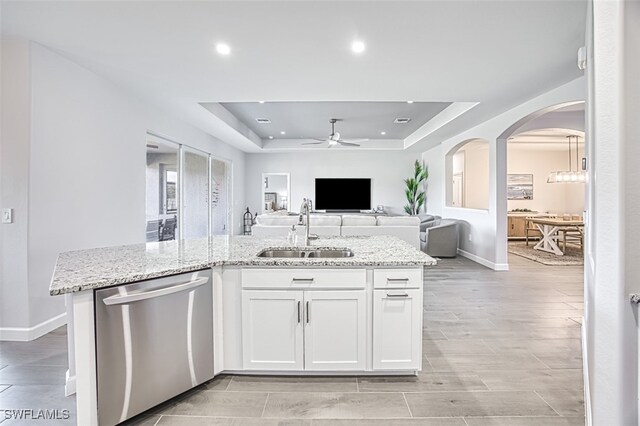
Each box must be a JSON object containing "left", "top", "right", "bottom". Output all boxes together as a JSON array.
[
  {"left": 215, "top": 43, "right": 231, "bottom": 55},
  {"left": 259, "top": 101, "right": 265, "bottom": 104},
  {"left": 407, "top": 101, "right": 414, "bottom": 104},
  {"left": 268, "top": 136, "right": 274, "bottom": 139},
  {"left": 280, "top": 131, "right": 286, "bottom": 135},
  {"left": 351, "top": 40, "right": 366, "bottom": 54},
  {"left": 380, "top": 131, "right": 386, "bottom": 135}
]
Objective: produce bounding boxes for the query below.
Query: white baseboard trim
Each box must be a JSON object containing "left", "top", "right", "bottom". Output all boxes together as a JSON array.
[
  {"left": 582, "top": 320, "right": 592, "bottom": 425},
  {"left": 457, "top": 249, "right": 509, "bottom": 271},
  {"left": 0, "top": 312, "right": 67, "bottom": 341},
  {"left": 65, "top": 370, "right": 76, "bottom": 396}
]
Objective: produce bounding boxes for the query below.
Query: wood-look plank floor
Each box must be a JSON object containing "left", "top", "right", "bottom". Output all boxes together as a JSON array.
[{"left": 0, "top": 255, "right": 585, "bottom": 425}]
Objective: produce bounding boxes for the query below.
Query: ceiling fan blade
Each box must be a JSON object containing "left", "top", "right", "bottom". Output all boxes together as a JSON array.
[
  {"left": 313, "top": 138, "right": 329, "bottom": 142},
  {"left": 302, "top": 141, "right": 325, "bottom": 145},
  {"left": 337, "top": 141, "right": 360, "bottom": 147},
  {"left": 340, "top": 138, "right": 369, "bottom": 143}
]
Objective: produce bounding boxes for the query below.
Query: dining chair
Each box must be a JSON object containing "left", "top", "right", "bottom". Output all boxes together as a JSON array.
[
  {"left": 160, "top": 216, "right": 177, "bottom": 241},
  {"left": 524, "top": 217, "right": 539, "bottom": 246},
  {"left": 146, "top": 219, "right": 163, "bottom": 242},
  {"left": 562, "top": 215, "right": 584, "bottom": 251}
]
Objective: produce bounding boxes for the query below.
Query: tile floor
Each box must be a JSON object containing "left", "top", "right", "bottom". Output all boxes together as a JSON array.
[{"left": 0, "top": 255, "right": 585, "bottom": 425}]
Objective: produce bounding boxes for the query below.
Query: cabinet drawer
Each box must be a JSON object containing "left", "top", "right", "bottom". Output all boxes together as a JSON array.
[
  {"left": 373, "top": 288, "right": 422, "bottom": 370},
  {"left": 242, "top": 269, "right": 366, "bottom": 290},
  {"left": 373, "top": 269, "right": 422, "bottom": 289}
]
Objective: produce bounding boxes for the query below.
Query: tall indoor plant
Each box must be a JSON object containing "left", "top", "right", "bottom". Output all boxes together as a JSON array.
[{"left": 404, "top": 160, "right": 428, "bottom": 215}]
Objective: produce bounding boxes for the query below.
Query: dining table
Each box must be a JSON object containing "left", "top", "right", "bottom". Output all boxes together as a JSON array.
[{"left": 529, "top": 217, "right": 584, "bottom": 256}]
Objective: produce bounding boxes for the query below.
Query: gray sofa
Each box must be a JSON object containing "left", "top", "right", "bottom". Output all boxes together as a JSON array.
[
  {"left": 420, "top": 218, "right": 459, "bottom": 258},
  {"left": 251, "top": 212, "right": 421, "bottom": 249},
  {"left": 418, "top": 214, "right": 441, "bottom": 231}
]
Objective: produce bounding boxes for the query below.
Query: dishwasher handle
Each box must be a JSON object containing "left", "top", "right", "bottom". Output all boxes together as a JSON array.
[{"left": 102, "top": 277, "right": 209, "bottom": 306}]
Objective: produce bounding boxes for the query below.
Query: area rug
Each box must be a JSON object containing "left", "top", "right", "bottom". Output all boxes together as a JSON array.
[{"left": 508, "top": 241, "right": 583, "bottom": 266}]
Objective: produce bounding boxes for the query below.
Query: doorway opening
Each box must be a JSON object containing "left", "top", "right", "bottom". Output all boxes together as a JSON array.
[
  {"left": 145, "top": 133, "right": 232, "bottom": 242},
  {"left": 501, "top": 102, "right": 586, "bottom": 267}
]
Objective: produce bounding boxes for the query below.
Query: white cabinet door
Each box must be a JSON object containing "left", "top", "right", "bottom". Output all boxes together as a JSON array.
[
  {"left": 304, "top": 291, "right": 366, "bottom": 371},
  {"left": 242, "top": 290, "right": 304, "bottom": 370},
  {"left": 373, "top": 288, "right": 422, "bottom": 370}
]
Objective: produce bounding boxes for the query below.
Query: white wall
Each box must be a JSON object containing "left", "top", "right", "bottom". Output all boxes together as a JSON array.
[
  {"left": 507, "top": 145, "right": 585, "bottom": 214},
  {"left": 0, "top": 41, "right": 246, "bottom": 334},
  {"left": 246, "top": 151, "right": 424, "bottom": 216},
  {"left": 422, "top": 77, "right": 586, "bottom": 270},
  {"left": 584, "top": 1, "right": 640, "bottom": 423},
  {"left": 422, "top": 144, "right": 444, "bottom": 217},
  {"left": 0, "top": 40, "right": 31, "bottom": 329}
]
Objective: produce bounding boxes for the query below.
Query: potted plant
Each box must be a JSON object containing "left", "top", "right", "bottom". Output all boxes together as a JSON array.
[{"left": 404, "top": 160, "right": 428, "bottom": 215}]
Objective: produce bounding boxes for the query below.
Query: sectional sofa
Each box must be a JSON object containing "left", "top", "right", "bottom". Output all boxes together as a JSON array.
[{"left": 251, "top": 213, "right": 421, "bottom": 249}]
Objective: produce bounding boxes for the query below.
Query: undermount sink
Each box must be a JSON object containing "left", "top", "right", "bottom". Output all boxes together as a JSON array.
[{"left": 257, "top": 248, "right": 354, "bottom": 258}]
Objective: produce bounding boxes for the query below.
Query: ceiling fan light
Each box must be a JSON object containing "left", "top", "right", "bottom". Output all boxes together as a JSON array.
[{"left": 328, "top": 140, "right": 338, "bottom": 146}]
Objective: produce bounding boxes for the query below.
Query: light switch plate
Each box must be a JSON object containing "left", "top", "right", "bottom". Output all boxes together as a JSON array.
[{"left": 2, "top": 208, "right": 13, "bottom": 224}]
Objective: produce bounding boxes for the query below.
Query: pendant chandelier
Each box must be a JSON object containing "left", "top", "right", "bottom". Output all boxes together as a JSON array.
[{"left": 547, "top": 135, "right": 586, "bottom": 183}]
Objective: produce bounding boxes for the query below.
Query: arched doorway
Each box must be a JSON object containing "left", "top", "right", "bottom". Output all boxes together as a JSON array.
[{"left": 496, "top": 101, "right": 587, "bottom": 263}]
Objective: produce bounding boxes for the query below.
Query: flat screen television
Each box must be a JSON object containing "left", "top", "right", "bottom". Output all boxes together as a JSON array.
[{"left": 315, "top": 178, "right": 371, "bottom": 211}]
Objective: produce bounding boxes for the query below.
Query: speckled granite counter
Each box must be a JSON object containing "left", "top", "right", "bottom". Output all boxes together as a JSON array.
[
  {"left": 631, "top": 294, "right": 640, "bottom": 304},
  {"left": 50, "top": 235, "right": 436, "bottom": 295}
]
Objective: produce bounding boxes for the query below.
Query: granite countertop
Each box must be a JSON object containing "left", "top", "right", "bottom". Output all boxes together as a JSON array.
[{"left": 50, "top": 235, "right": 436, "bottom": 295}]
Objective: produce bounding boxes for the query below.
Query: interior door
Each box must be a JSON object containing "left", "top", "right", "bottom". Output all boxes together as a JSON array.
[
  {"left": 303, "top": 290, "right": 366, "bottom": 371},
  {"left": 372, "top": 288, "right": 422, "bottom": 370},
  {"left": 242, "top": 290, "right": 304, "bottom": 370},
  {"left": 452, "top": 173, "right": 464, "bottom": 207}
]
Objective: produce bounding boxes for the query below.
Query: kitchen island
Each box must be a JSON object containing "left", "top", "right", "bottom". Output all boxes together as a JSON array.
[{"left": 51, "top": 235, "right": 436, "bottom": 425}]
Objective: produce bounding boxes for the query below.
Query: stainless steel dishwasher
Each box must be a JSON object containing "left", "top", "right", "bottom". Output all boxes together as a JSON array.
[{"left": 95, "top": 269, "right": 214, "bottom": 426}]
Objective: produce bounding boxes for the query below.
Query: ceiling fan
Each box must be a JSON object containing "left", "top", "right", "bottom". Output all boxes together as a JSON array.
[{"left": 303, "top": 119, "right": 368, "bottom": 147}]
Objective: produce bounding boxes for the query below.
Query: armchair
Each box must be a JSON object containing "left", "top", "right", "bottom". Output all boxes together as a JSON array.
[{"left": 420, "top": 219, "right": 459, "bottom": 257}]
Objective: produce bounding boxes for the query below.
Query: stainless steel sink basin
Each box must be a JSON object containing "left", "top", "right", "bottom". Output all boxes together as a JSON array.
[{"left": 257, "top": 248, "right": 354, "bottom": 258}]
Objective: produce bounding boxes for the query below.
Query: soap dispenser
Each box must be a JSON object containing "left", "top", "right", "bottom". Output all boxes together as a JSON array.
[{"left": 287, "top": 225, "right": 297, "bottom": 246}]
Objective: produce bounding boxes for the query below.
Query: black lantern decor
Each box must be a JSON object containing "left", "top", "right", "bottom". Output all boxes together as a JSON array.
[{"left": 243, "top": 208, "right": 254, "bottom": 235}]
